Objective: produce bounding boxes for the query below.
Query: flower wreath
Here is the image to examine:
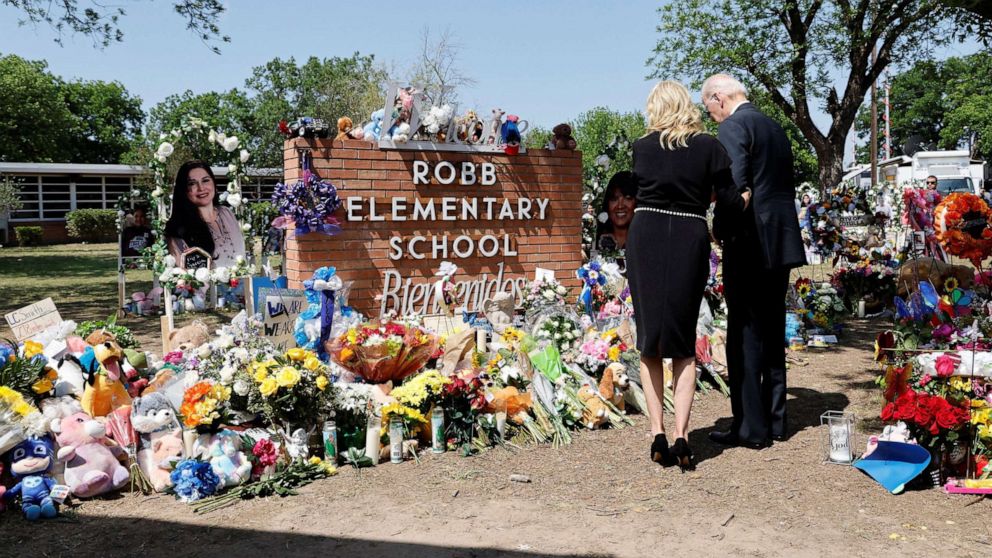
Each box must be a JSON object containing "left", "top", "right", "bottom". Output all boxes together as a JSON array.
[
  {"left": 271, "top": 152, "right": 342, "bottom": 236},
  {"left": 933, "top": 193, "right": 992, "bottom": 267},
  {"left": 137, "top": 115, "right": 253, "bottom": 279}
]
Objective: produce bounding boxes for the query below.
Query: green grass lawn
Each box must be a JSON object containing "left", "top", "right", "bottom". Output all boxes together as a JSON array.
[{"left": 0, "top": 243, "right": 231, "bottom": 352}]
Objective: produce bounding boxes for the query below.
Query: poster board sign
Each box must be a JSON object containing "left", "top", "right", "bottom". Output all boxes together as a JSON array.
[
  {"left": 4, "top": 298, "right": 63, "bottom": 342},
  {"left": 251, "top": 275, "right": 289, "bottom": 312},
  {"left": 259, "top": 287, "right": 306, "bottom": 351}
]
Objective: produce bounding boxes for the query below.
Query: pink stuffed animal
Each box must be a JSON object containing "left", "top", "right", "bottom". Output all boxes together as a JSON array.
[
  {"left": 54, "top": 412, "right": 130, "bottom": 498},
  {"left": 138, "top": 429, "right": 182, "bottom": 492}
]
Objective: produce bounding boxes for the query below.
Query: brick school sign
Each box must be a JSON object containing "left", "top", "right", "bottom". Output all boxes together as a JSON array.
[{"left": 282, "top": 138, "right": 583, "bottom": 317}]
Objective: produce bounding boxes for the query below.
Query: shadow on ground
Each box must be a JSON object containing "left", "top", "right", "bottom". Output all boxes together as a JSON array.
[{"left": 1, "top": 516, "right": 611, "bottom": 558}]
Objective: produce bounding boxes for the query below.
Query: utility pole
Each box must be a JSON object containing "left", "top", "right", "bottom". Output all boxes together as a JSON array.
[
  {"left": 884, "top": 72, "right": 892, "bottom": 160},
  {"left": 870, "top": 45, "right": 878, "bottom": 188}
]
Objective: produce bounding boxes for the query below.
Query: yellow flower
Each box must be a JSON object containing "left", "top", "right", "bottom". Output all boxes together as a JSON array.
[
  {"left": 972, "top": 407, "right": 991, "bottom": 427},
  {"left": 339, "top": 347, "right": 355, "bottom": 362},
  {"left": 346, "top": 328, "right": 358, "bottom": 344},
  {"left": 0, "top": 386, "right": 17, "bottom": 401},
  {"left": 12, "top": 401, "right": 33, "bottom": 417},
  {"left": 309, "top": 456, "right": 322, "bottom": 465},
  {"left": 259, "top": 377, "right": 279, "bottom": 396},
  {"left": 210, "top": 384, "right": 231, "bottom": 401},
  {"left": 944, "top": 276, "right": 959, "bottom": 293},
  {"left": 23, "top": 341, "right": 43, "bottom": 359},
  {"left": 316, "top": 375, "right": 329, "bottom": 391},
  {"left": 607, "top": 346, "right": 621, "bottom": 362},
  {"left": 253, "top": 368, "right": 269, "bottom": 383},
  {"left": 276, "top": 366, "right": 301, "bottom": 388},
  {"left": 303, "top": 356, "right": 322, "bottom": 372},
  {"left": 286, "top": 348, "right": 307, "bottom": 362},
  {"left": 978, "top": 424, "right": 992, "bottom": 441},
  {"left": 31, "top": 378, "right": 53, "bottom": 394},
  {"left": 600, "top": 329, "right": 618, "bottom": 343},
  {"left": 949, "top": 377, "right": 972, "bottom": 392}
]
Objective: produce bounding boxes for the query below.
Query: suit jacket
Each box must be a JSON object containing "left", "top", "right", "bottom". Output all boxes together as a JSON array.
[{"left": 714, "top": 103, "right": 806, "bottom": 269}]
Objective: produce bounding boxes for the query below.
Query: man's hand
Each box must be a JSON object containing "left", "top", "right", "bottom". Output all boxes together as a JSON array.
[{"left": 741, "top": 189, "right": 752, "bottom": 209}]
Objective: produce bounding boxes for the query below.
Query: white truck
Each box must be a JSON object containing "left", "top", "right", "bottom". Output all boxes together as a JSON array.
[{"left": 879, "top": 150, "right": 986, "bottom": 195}]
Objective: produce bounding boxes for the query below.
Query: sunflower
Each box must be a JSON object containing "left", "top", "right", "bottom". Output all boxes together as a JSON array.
[
  {"left": 796, "top": 282, "right": 812, "bottom": 299},
  {"left": 943, "top": 276, "right": 959, "bottom": 293}
]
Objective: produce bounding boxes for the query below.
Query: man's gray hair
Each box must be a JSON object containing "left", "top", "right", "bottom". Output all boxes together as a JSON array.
[{"left": 702, "top": 74, "right": 748, "bottom": 98}]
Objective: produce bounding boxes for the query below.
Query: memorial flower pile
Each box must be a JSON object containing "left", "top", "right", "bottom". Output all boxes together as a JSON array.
[
  {"left": 521, "top": 277, "right": 568, "bottom": 315},
  {"left": 242, "top": 348, "right": 334, "bottom": 431},
  {"left": 830, "top": 261, "right": 897, "bottom": 313}
]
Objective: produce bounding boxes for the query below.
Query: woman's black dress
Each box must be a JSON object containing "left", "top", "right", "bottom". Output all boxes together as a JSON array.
[{"left": 626, "top": 133, "right": 744, "bottom": 359}]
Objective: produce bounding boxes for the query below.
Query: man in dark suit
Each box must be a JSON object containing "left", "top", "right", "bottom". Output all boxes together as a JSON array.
[{"left": 703, "top": 74, "right": 807, "bottom": 448}]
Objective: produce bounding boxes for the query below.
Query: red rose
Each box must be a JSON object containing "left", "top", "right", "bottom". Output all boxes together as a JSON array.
[
  {"left": 880, "top": 403, "right": 896, "bottom": 421},
  {"left": 934, "top": 354, "right": 959, "bottom": 378},
  {"left": 913, "top": 402, "right": 933, "bottom": 427}
]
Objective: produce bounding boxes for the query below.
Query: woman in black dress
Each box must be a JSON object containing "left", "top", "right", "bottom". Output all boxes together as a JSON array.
[{"left": 626, "top": 81, "right": 750, "bottom": 470}]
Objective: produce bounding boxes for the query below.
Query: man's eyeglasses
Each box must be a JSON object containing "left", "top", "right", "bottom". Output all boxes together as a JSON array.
[{"left": 926, "top": 180, "right": 937, "bottom": 185}]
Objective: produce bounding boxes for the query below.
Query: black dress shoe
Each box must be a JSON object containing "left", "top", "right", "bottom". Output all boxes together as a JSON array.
[
  {"left": 771, "top": 434, "right": 787, "bottom": 442},
  {"left": 708, "top": 430, "right": 770, "bottom": 449}
]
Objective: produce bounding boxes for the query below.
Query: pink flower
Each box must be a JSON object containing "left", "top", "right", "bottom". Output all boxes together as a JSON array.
[
  {"left": 163, "top": 351, "right": 185, "bottom": 364},
  {"left": 253, "top": 438, "right": 277, "bottom": 466},
  {"left": 919, "top": 374, "right": 933, "bottom": 387},
  {"left": 934, "top": 354, "right": 959, "bottom": 378}
]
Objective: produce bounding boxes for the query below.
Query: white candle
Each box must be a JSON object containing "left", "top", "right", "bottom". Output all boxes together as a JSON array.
[
  {"left": 829, "top": 423, "right": 851, "bottom": 462},
  {"left": 476, "top": 329, "right": 487, "bottom": 353},
  {"left": 857, "top": 299, "right": 866, "bottom": 318}
]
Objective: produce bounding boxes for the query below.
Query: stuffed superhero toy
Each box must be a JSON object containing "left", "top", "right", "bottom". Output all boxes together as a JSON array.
[{"left": 3, "top": 437, "right": 59, "bottom": 520}]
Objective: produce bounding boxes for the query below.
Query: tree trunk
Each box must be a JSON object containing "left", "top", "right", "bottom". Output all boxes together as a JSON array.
[{"left": 816, "top": 139, "right": 846, "bottom": 196}]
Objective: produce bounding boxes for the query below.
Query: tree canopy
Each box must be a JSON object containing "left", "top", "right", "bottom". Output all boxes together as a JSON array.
[
  {"left": 649, "top": 0, "right": 992, "bottom": 192},
  {"left": 2, "top": 0, "right": 230, "bottom": 53},
  {"left": 0, "top": 53, "right": 143, "bottom": 163}
]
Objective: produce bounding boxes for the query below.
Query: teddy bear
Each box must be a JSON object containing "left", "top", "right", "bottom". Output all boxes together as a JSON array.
[
  {"left": 391, "top": 122, "right": 411, "bottom": 143},
  {"left": 599, "top": 363, "right": 628, "bottom": 411},
  {"left": 2, "top": 437, "right": 59, "bottom": 520},
  {"left": 335, "top": 116, "right": 365, "bottom": 141},
  {"left": 80, "top": 331, "right": 132, "bottom": 417},
  {"left": 138, "top": 429, "right": 182, "bottom": 492},
  {"left": 54, "top": 412, "right": 130, "bottom": 498},
  {"left": 577, "top": 384, "right": 609, "bottom": 429},
  {"left": 168, "top": 320, "right": 211, "bottom": 353},
  {"left": 896, "top": 258, "right": 974, "bottom": 297},
  {"left": 552, "top": 123, "right": 577, "bottom": 150},
  {"left": 204, "top": 430, "right": 251, "bottom": 488},
  {"left": 485, "top": 386, "right": 533, "bottom": 425},
  {"left": 363, "top": 109, "right": 384, "bottom": 141}
]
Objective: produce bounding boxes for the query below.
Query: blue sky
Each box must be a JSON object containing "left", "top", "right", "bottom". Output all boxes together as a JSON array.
[{"left": 0, "top": 0, "right": 983, "bottom": 161}]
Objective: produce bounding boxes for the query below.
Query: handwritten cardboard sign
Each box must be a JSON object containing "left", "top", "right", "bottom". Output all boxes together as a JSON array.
[
  {"left": 4, "top": 298, "right": 63, "bottom": 342},
  {"left": 180, "top": 247, "right": 212, "bottom": 271},
  {"left": 258, "top": 287, "right": 307, "bottom": 351}
]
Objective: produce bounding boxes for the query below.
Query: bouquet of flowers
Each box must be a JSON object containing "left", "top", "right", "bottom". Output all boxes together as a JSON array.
[
  {"left": 328, "top": 320, "right": 439, "bottom": 384},
  {"left": 179, "top": 380, "right": 233, "bottom": 432},
  {"left": 438, "top": 372, "right": 488, "bottom": 450},
  {"left": 522, "top": 277, "right": 568, "bottom": 315},
  {"left": 389, "top": 369, "right": 451, "bottom": 414},
  {"left": 0, "top": 340, "right": 51, "bottom": 399},
  {"left": 105, "top": 405, "right": 154, "bottom": 492},
  {"left": 830, "top": 261, "right": 897, "bottom": 313},
  {"left": 574, "top": 328, "right": 629, "bottom": 377},
  {"left": 576, "top": 261, "right": 609, "bottom": 318},
  {"left": 271, "top": 153, "right": 342, "bottom": 236},
  {"left": 881, "top": 389, "right": 970, "bottom": 445},
  {"left": 0, "top": 386, "right": 47, "bottom": 454},
  {"left": 333, "top": 382, "right": 374, "bottom": 451},
  {"left": 242, "top": 348, "right": 334, "bottom": 431},
  {"left": 933, "top": 193, "right": 992, "bottom": 267},
  {"left": 534, "top": 315, "right": 582, "bottom": 354}
]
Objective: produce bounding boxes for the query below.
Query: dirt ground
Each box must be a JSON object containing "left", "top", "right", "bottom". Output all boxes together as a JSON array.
[{"left": 2, "top": 320, "right": 990, "bottom": 557}]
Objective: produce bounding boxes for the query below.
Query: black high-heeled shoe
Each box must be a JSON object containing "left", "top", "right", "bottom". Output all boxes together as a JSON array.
[
  {"left": 671, "top": 438, "right": 695, "bottom": 472},
  {"left": 650, "top": 433, "right": 673, "bottom": 466}
]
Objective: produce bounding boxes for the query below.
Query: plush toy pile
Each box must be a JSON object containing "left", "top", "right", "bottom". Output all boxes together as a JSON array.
[{"left": 0, "top": 259, "right": 737, "bottom": 519}]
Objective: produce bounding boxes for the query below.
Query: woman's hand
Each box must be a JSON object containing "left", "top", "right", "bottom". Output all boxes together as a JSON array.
[{"left": 741, "top": 189, "right": 752, "bottom": 209}]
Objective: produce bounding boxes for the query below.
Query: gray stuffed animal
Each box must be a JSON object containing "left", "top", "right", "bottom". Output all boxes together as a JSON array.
[{"left": 130, "top": 392, "right": 180, "bottom": 441}]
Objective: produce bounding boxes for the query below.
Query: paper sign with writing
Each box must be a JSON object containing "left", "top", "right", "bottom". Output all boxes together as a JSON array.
[
  {"left": 534, "top": 267, "right": 555, "bottom": 282},
  {"left": 258, "top": 287, "right": 307, "bottom": 351},
  {"left": 4, "top": 298, "right": 63, "bottom": 342}
]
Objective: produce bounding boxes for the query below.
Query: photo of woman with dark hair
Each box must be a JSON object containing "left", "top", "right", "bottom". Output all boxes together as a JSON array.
[
  {"left": 164, "top": 160, "right": 246, "bottom": 267},
  {"left": 596, "top": 170, "right": 637, "bottom": 252}
]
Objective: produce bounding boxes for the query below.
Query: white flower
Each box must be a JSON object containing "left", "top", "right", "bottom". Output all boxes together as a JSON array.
[
  {"left": 195, "top": 267, "right": 210, "bottom": 283},
  {"left": 164, "top": 255, "right": 176, "bottom": 268},
  {"left": 155, "top": 154, "right": 167, "bottom": 163},
  {"left": 216, "top": 334, "right": 234, "bottom": 349},
  {"left": 219, "top": 366, "right": 235, "bottom": 383},
  {"left": 554, "top": 333, "right": 562, "bottom": 340},
  {"left": 235, "top": 254, "right": 245, "bottom": 264},
  {"left": 226, "top": 193, "right": 242, "bottom": 208},
  {"left": 208, "top": 130, "right": 217, "bottom": 143},
  {"left": 589, "top": 270, "right": 600, "bottom": 281},
  {"left": 230, "top": 348, "right": 248, "bottom": 362},
  {"left": 215, "top": 132, "right": 226, "bottom": 145},
  {"left": 228, "top": 163, "right": 237, "bottom": 174},
  {"left": 197, "top": 344, "right": 212, "bottom": 359},
  {"left": 151, "top": 187, "right": 163, "bottom": 198},
  {"left": 538, "top": 330, "right": 550, "bottom": 338},
  {"left": 572, "top": 329, "right": 581, "bottom": 338},
  {"left": 543, "top": 290, "right": 556, "bottom": 301},
  {"left": 598, "top": 212, "right": 609, "bottom": 224},
  {"left": 212, "top": 266, "right": 229, "bottom": 283},
  {"left": 233, "top": 380, "right": 249, "bottom": 397},
  {"left": 564, "top": 332, "right": 574, "bottom": 340},
  {"left": 555, "top": 285, "right": 567, "bottom": 295},
  {"left": 595, "top": 154, "right": 611, "bottom": 169},
  {"left": 241, "top": 223, "right": 251, "bottom": 232},
  {"left": 158, "top": 271, "right": 171, "bottom": 282},
  {"left": 365, "top": 334, "right": 385, "bottom": 346},
  {"left": 156, "top": 142, "right": 174, "bottom": 157},
  {"left": 222, "top": 136, "right": 240, "bottom": 152},
  {"left": 240, "top": 149, "right": 250, "bottom": 163}
]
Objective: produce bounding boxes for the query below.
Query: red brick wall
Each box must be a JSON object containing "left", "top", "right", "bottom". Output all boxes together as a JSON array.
[{"left": 282, "top": 138, "right": 584, "bottom": 317}]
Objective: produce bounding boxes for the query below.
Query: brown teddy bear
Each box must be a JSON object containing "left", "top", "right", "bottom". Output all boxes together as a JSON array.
[
  {"left": 552, "top": 123, "right": 577, "bottom": 150},
  {"left": 335, "top": 116, "right": 365, "bottom": 141},
  {"left": 168, "top": 320, "right": 210, "bottom": 353},
  {"left": 896, "top": 258, "right": 974, "bottom": 297},
  {"left": 578, "top": 384, "right": 609, "bottom": 429}
]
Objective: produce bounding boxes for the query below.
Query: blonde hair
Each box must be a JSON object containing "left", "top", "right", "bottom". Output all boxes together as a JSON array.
[{"left": 644, "top": 80, "right": 704, "bottom": 150}]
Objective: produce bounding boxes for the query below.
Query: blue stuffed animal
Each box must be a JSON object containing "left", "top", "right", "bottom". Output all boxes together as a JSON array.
[
  {"left": 3, "top": 437, "right": 59, "bottom": 520},
  {"left": 363, "top": 109, "right": 384, "bottom": 141}
]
